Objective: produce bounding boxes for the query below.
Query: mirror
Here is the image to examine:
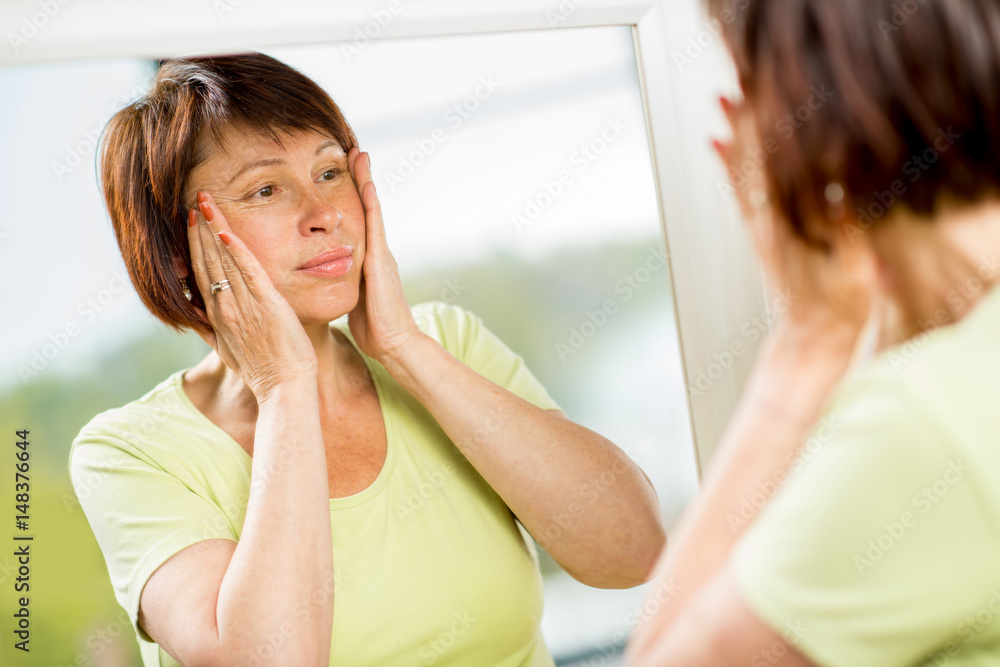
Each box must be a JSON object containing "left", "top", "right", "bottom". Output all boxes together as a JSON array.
[{"left": 0, "top": 16, "right": 705, "bottom": 667}]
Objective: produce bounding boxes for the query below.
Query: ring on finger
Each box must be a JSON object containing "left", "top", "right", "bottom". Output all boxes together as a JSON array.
[{"left": 210, "top": 280, "right": 232, "bottom": 295}]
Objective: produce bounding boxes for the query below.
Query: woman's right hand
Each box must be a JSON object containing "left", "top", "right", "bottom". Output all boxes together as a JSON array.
[
  {"left": 714, "top": 96, "right": 878, "bottom": 351},
  {"left": 186, "top": 192, "right": 319, "bottom": 403}
]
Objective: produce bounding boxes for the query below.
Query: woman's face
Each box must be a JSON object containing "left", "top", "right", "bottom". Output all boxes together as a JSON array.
[{"left": 181, "top": 126, "right": 365, "bottom": 327}]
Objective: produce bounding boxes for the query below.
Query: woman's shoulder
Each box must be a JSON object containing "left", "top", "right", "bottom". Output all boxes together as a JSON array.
[
  {"left": 332, "top": 301, "right": 483, "bottom": 359},
  {"left": 70, "top": 368, "right": 194, "bottom": 460}
]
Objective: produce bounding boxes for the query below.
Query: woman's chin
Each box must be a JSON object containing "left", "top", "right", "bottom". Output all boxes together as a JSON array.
[{"left": 293, "top": 289, "right": 362, "bottom": 326}]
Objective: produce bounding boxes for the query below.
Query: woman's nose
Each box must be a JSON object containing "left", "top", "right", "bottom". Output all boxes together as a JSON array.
[{"left": 299, "top": 187, "right": 343, "bottom": 233}]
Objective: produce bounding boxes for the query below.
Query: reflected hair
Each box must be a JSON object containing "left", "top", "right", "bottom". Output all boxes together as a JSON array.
[
  {"left": 705, "top": 0, "right": 1000, "bottom": 244},
  {"left": 98, "top": 52, "right": 358, "bottom": 337}
]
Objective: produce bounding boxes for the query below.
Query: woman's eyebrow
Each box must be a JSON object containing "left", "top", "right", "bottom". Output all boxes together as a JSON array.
[
  {"left": 224, "top": 140, "right": 343, "bottom": 186},
  {"left": 315, "top": 139, "right": 343, "bottom": 156},
  {"left": 225, "top": 158, "right": 284, "bottom": 186}
]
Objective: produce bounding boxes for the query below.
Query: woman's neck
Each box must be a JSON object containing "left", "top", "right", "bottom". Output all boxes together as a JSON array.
[
  {"left": 206, "top": 321, "right": 365, "bottom": 415},
  {"left": 877, "top": 196, "right": 1000, "bottom": 335}
]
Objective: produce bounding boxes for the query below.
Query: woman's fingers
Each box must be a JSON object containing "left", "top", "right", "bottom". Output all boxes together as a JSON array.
[
  {"left": 194, "top": 206, "right": 231, "bottom": 328},
  {"left": 198, "top": 192, "right": 269, "bottom": 304},
  {"left": 354, "top": 151, "right": 388, "bottom": 250},
  {"left": 193, "top": 196, "right": 245, "bottom": 311},
  {"left": 347, "top": 146, "right": 361, "bottom": 185},
  {"left": 186, "top": 207, "right": 217, "bottom": 312}
]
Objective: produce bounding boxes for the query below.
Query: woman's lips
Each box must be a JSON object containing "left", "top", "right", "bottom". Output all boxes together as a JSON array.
[{"left": 297, "top": 255, "right": 353, "bottom": 277}]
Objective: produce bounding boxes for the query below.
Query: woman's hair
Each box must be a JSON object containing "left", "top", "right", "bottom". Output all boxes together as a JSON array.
[
  {"left": 99, "top": 52, "right": 358, "bottom": 336},
  {"left": 706, "top": 0, "right": 1000, "bottom": 243}
]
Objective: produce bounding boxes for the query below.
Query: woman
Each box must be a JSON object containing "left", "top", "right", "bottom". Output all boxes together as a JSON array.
[
  {"left": 627, "top": 0, "right": 1000, "bottom": 664},
  {"left": 69, "top": 53, "right": 665, "bottom": 666}
]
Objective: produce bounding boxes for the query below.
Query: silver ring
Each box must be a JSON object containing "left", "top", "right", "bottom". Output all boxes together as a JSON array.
[{"left": 210, "top": 280, "right": 231, "bottom": 295}]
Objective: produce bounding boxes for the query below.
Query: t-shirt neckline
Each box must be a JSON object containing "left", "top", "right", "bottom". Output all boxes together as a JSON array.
[{"left": 168, "top": 322, "right": 397, "bottom": 511}]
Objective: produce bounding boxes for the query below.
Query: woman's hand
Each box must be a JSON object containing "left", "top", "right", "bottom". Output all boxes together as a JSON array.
[
  {"left": 714, "top": 96, "right": 878, "bottom": 350},
  {"left": 187, "top": 192, "right": 319, "bottom": 402},
  {"left": 345, "top": 147, "right": 421, "bottom": 365}
]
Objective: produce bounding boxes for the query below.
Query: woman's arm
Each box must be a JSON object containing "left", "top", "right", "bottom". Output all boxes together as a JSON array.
[
  {"left": 214, "top": 378, "right": 334, "bottom": 662},
  {"left": 383, "top": 331, "right": 665, "bottom": 589},
  {"left": 139, "top": 199, "right": 333, "bottom": 666},
  {"left": 624, "top": 95, "right": 879, "bottom": 662},
  {"left": 624, "top": 329, "right": 854, "bottom": 664},
  {"left": 343, "top": 147, "right": 664, "bottom": 589}
]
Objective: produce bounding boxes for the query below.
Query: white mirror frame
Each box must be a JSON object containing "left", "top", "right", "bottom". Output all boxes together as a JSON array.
[{"left": 0, "top": 0, "right": 768, "bottom": 477}]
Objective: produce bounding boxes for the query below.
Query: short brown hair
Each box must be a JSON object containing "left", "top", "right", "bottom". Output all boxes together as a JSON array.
[
  {"left": 99, "top": 52, "right": 358, "bottom": 336},
  {"left": 706, "top": 0, "right": 1000, "bottom": 243}
]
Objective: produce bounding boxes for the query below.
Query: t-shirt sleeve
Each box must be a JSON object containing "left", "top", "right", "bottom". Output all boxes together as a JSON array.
[
  {"left": 412, "top": 301, "right": 561, "bottom": 412},
  {"left": 730, "top": 376, "right": 1000, "bottom": 666},
  {"left": 68, "top": 430, "right": 238, "bottom": 644}
]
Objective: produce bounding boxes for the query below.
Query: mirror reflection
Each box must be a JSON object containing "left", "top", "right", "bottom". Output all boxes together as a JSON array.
[{"left": 0, "top": 25, "right": 697, "bottom": 667}]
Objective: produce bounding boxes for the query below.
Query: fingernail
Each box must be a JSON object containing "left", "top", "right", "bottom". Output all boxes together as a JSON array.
[
  {"left": 197, "top": 192, "right": 207, "bottom": 204},
  {"left": 219, "top": 231, "right": 231, "bottom": 246},
  {"left": 199, "top": 201, "right": 214, "bottom": 222},
  {"left": 188, "top": 209, "right": 196, "bottom": 227}
]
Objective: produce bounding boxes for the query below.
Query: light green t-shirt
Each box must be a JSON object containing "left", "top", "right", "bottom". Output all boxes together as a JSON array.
[
  {"left": 69, "top": 302, "right": 561, "bottom": 667},
  {"left": 732, "top": 284, "right": 1000, "bottom": 666}
]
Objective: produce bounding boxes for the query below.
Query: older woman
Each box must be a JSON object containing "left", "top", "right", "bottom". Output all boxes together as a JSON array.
[
  {"left": 627, "top": 0, "right": 1000, "bottom": 665},
  {"left": 69, "top": 53, "right": 664, "bottom": 667}
]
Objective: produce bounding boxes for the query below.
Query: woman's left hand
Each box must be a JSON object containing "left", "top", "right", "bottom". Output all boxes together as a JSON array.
[{"left": 346, "top": 147, "right": 421, "bottom": 364}]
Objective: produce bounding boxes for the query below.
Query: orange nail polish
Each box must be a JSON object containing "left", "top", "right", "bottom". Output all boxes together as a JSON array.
[
  {"left": 219, "top": 231, "right": 231, "bottom": 246},
  {"left": 197, "top": 192, "right": 207, "bottom": 204},
  {"left": 188, "top": 210, "right": 196, "bottom": 227},
  {"left": 199, "top": 201, "right": 214, "bottom": 222}
]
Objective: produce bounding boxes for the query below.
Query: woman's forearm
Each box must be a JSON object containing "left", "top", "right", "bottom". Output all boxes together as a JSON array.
[
  {"left": 627, "top": 331, "right": 855, "bottom": 658},
  {"left": 382, "top": 333, "right": 664, "bottom": 589},
  {"left": 213, "top": 377, "right": 334, "bottom": 665}
]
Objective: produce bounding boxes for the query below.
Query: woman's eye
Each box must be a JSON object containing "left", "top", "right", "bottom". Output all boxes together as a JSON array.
[
  {"left": 256, "top": 185, "right": 274, "bottom": 198},
  {"left": 320, "top": 169, "right": 339, "bottom": 181}
]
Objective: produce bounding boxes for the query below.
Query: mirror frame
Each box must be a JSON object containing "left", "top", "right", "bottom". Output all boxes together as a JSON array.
[{"left": 0, "top": 0, "right": 769, "bottom": 476}]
